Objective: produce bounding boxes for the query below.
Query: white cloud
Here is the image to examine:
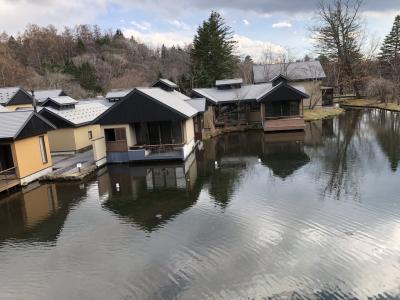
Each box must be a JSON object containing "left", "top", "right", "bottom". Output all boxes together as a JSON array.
[
  {"left": 0, "top": 0, "right": 108, "bottom": 34},
  {"left": 130, "top": 20, "right": 151, "bottom": 31},
  {"left": 243, "top": 19, "right": 250, "bottom": 26},
  {"left": 122, "top": 27, "right": 285, "bottom": 63},
  {"left": 272, "top": 21, "right": 292, "bottom": 28},
  {"left": 167, "top": 19, "right": 191, "bottom": 30},
  {"left": 122, "top": 28, "right": 192, "bottom": 48},
  {"left": 234, "top": 34, "right": 287, "bottom": 63}
]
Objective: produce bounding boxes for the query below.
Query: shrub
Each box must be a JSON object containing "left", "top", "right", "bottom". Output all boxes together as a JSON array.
[{"left": 366, "top": 78, "right": 395, "bottom": 102}]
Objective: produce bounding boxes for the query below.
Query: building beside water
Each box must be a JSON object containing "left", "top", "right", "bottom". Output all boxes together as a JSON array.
[{"left": 0, "top": 110, "right": 54, "bottom": 191}]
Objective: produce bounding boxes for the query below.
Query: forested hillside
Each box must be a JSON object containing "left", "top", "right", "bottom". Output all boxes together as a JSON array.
[{"left": 0, "top": 25, "right": 191, "bottom": 98}]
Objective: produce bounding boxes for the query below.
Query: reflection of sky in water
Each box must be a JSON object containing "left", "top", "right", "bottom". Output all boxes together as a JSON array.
[{"left": 0, "top": 109, "right": 399, "bottom": 299}]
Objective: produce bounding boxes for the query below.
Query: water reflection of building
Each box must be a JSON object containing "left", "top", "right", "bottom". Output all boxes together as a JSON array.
[
  {"left": 0, "top": 181, "right": 88, "bottom": 243},
  {"left": 0, "top": 183, "right": 58, "bottom": 237},
  {"left": 305, "top": 118, "right": 335, "bottom": 146},
  {"left": 261, "top": 132, "right": 310, "bottom": 179},
  {"left": 99, "top": 153, "right": 202, "bottom": 232}
]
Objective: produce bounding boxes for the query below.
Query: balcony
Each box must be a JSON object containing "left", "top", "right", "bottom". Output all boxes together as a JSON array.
[{"left": 0, "top": 167, "right": 19, "bottom": 193}]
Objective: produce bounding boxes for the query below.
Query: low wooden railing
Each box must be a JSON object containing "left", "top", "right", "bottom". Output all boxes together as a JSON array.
[
  {"left": 264, "top": 114, "right": 302, "bottom": 120},
  {"left": 130, "top": 143, "right": 184, "bottom": 153},
  {"left": 106, "top": 140, "right": 128, "bottom": 152},
  {"left": 0, "top": 167, "right": 18, "bottom": 191}
]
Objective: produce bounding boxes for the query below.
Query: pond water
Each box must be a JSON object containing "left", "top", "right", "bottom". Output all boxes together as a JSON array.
[{"left": 1, "top": 109, "right": 400, "bottom": 299}]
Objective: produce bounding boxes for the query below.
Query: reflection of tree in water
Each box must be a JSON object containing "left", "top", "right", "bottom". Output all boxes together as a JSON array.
[
  {"left": 318, "top": 110, "right": 364, "bottom": 200},
  {"left": 368, "top": 110, "right": 400, "bottom": 172},
  {"left": 203, "top": 132, "right": 261, "bottom": 208}
]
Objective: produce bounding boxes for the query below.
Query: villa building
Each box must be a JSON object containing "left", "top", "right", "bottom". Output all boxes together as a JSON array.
[
  {"left": 0, "top": 87, "right": 34, "bottom": 111},
  {"left": 95, "top": 80, "right": 205, "bottom": 163},
  {"left": 192, "top": 76, "right": 309, "bottom": 133},
  {"left": 34, "top": 89, "right": 67, "bottom": 105},
  {"left": 252, "top": 60, "right": 328, "bottom": 108},
  {"left": 38, "top": 96, "right": 112, "bottom": 153},
  {"left": 0, "top": 110, "right": 54, "bottom": 192}
]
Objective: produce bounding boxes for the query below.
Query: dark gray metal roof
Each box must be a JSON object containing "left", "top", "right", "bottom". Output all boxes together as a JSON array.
[
  {"left": 41, "top": 100, "right": 112, "bottom": 126},
  {"left": 44, "top": 96, "right": 78, "bottom": 106},
  {"left": 0, "top": 111, "right": 55, "bottom": 140},
  {"left": 35, "top": 89, "right": 65, "bottom": 103},
  {"left": 193, "top": 83, "right": 273, "bottom": 104},
  {"left": 0, "top": 87, "right": 20, "bottom": 104},
  {"left": 253, "top": 61, "right": 326, "bottom": 83},
  {"left": 157, "top": 79, "right": 178, "bottom": 89},
  {"left": 215, "top": 78, "right": 243, "bottom": 86},
  {"left": 137, "top": 88, "right": 197, "bottom": 118},
  {"left": 106, "top": 89, "right": 134, "bottom": 99},
  {"left": 193, "top": 82, "right": 309, "bottom": 104},
  {"left": 186, "top": 98, "right": 206, "bottom": 113}
]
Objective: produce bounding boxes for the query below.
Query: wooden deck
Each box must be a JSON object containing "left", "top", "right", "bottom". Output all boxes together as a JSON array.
[
  {"left": 263, "top": 117, "right": 306, "bottom": 132},
  {"left": 0, "top": 168, "right": 20, "bottom": 193},
  {"left": 0, "top": 179, "right": 20, "bottom": 193}
]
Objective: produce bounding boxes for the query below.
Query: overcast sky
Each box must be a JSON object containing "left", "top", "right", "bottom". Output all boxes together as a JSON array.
[{"left": 0, "top": 0, "right": 399, "bottom": 61}]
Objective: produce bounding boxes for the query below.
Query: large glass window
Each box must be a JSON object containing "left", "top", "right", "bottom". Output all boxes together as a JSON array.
[
  {"left": 266, "top": 101, "right": 300, "bottom": 117},
  {"left": 39, "top": 136, "right": 48, "bottom": 164},
  {"left": 135, "top": 122, "right": 182, "bottom": 145}
]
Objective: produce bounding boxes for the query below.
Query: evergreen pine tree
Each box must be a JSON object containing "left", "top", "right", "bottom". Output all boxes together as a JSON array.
[
  {"left": 380, "top": 15, "right": 400, "bottom": 63},
  {"left": 190, "top": 11, "right": 238, "bottom": 87}
]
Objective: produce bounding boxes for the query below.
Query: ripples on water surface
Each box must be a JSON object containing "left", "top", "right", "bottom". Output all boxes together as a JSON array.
[{"left": 0, "top": 109, "right": 400, "bottom": 299}]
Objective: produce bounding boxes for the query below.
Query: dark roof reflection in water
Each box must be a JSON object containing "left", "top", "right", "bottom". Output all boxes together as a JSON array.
[{"left": 99, "top": 160, "right": 202, "bottom": 233}]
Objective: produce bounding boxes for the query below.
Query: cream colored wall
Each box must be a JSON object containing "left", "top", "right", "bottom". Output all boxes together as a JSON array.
[
  {"left": 12, "top": 134, "right": 53, "bottom": 179},
  {"left": 203, "top": 106, "right": 215, "bottom": 130},
  {"left": 101, "top": 124, "right": 136, "bottom": 146},
  {"left": 184, "top": 118, "right": 195, "bottom": 144},
  {"left": 73, "top": 124, "right": 102, "bottom": 151},
  {"left": 48, "top": 124, "right": 102, "bottom": 152},
  {"left": 299, "top": 80, "right": 323, "bottom": 108},
  {"left": 48, "top": 128, "right": 76, "bottom": 152},
  {"left": 23, "top": 184, "right": 58, "bottom": 228},
  {"left": 6, "top": 104, "right": 33, "bottom": 111}
]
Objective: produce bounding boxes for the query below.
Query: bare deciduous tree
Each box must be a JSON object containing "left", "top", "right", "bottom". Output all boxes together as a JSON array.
[{"left": 312, "top": 0, "right": 364, "bottom": 97}]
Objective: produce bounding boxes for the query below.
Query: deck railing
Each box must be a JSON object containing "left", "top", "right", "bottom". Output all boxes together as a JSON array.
[
  {"left": 0, "top": 167, "right": 18, "bottom": 191},
  {"left": 130, "top": 143, "right": 185, "bottom": 154}
]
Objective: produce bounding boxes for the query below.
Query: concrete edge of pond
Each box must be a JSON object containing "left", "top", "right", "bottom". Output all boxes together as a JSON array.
[{"left": 40, "top": 165, "right": 98, "bottom": 182}]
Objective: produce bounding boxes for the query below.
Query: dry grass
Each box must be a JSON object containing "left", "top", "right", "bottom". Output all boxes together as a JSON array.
[
  {"left": 342, "top": 99, "right": 400, "bottom": 112},
  {"left": 304, "top": 107, "right": 344, "bottom": 121}
]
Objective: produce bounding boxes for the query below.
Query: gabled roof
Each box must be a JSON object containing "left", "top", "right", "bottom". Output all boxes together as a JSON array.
[
  {"left": 186, "top": 98, "right": 206, "bottom": 113},
  {"left": 270, "top": 74, "right": 289, "bottom": 83},
  {"left": 105, "top": 89, "right": 134, "bottom": 99},
  {"left": 193, "top": 83, "right": 274, "bottom": 104},
  {"left": 256, "top": 82, "right": 309, "bottom": 102},
  {"left": 0, "top": 111, "right": 55, "bottom": 141},
  {"left": 40, "top": 100, "right": 112, "bottom": 127},
  {"left": 215, "top": 78, "right": 243, "bottom": 86},
  {"left": 42, "top": 96, "right": 78, "bottom": 107},
  {"left": 35, "top": 89, "right": 65, "bottom": 103},
  {"left": 253, "top": 60, "right": 326, "bottom": 83},
  {"left": 153, "top": 78, "right": 178, "bottom": 89},
  {"left": 96, "top": 87, "right": 199, "bottom": 125},
  {"left": 136, "top": 88, "right": 197, "bottom": 118},
  {"left": 0, "top": 87, "right": 33, "bottom": 106},
  {"left": 0, "top": 87, "right": 21, "bottom": 104},
  {"left": 193, "top": 82, "right": 309, "bottom": 104}
]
